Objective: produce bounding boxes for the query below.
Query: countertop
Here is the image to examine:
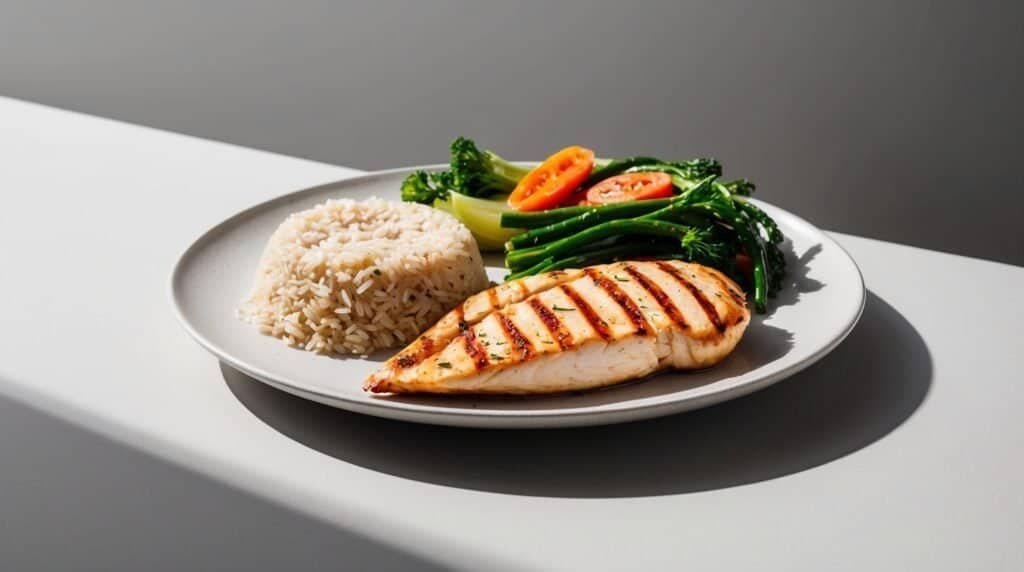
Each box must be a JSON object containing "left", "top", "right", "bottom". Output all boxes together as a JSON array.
[{"left": 2, "top": 97, "right": 1022, "bottom": 571}]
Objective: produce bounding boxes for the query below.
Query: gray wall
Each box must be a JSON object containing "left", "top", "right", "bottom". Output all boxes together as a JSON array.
[{"left": 2, "top": 0, "right": 1021, "bottom": 266}]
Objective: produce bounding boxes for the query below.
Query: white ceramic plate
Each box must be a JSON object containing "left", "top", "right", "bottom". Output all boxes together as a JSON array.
[{"left": 171, "top": 167, "right": 864, "bottom": 428}]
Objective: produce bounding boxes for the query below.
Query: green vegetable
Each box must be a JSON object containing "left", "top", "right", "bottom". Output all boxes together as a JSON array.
[
  {"left": 402, "top": 137, "right": 787, "bottom": 312},
  {"left": 401, "top": 170, "right": 453, "bottom": 205},
  {"left": 504, "top": 232, "right": 726, "bottom": 282},
  {"left": 401, "top": 137, "right": 531, "bottom": 205},
  {"left": 582, "top": 157, "right": 721, "bottom": 187},
  {"left": 582, "top": 156, "right": 662, "bottom": 187},
  {"left": 503, "top": 176, "right": 785, "bottom": 313},
  {"left": 506, "top": 218, "right": 708, "bottom": 271},
  {"left": 506, "top": 176, "right": 715, "bottom": 251},
  {"left": 449, "top": 136, "right": 531, "bottom": 196},
  {"left": 446, "top": 191, "right": 522, "bottom": 251},
  {"left": 724, "top": 179, "right": 755, "bottom": 196},
  {"left": 626, "top": 164, "right": 715, "bottom": 193},
  {"left": 504, "top": 199, "right": 673, "bottom": 246}
]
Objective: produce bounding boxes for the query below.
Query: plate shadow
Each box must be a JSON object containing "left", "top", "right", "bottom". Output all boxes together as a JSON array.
[{"left": 222, "top": 291, "right": 931, "bottom": 498}]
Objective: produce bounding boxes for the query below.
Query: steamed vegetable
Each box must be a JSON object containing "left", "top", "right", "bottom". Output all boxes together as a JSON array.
[
  {"left": 506, "top": 177, "right": 718, "bottom": 270},
  {"left": 400, "top": 137, "right": 532, "bottom": 250},
  {"left": 508, "top": 146, "right": 595, "bottom": 211},
  {"left": 502, "top": 176, "right": 786, "bottom": 313},
  {"left": 500, "top": 198, "right": 674, "bottom": 230},
  {"left": 507, "top": 198, "right": 676, "bottom": 249},
  {"left": 449, "top": 136, "right": 532, "bottom": 196},
  {"left": 399, "top": 137, "right": 787, "bottom": 312},
  {"left": 443, "top": 191, "right": 521, "bottom": 251},
  {"left": 401, "top": 170, "right": 453, "bottom": 205},
  {"left": 401, "top": 137, "right": 531, "bottom": 205},
  {"left": 580, "top": 156, "right": 721, "bottom": 186},
  {"left": 582, "top": 172, "right": 674, "bottom": 205}
]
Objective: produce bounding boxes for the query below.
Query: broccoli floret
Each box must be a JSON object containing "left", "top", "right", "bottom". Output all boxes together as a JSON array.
[
  {"left": 449, "top": 137, "right": 531, "bottom": 197},
  {"left": 401, "top": 170, "right": 452, "bottom": 204},
  {"left": 724, "top": 178, "right": 756, "bottom": 196},
  {"left": 678, "top": 226, "right": 734, "bottom": 270},
  {"left": 668, "top": 158, "right": 722, "bottom": 180}
]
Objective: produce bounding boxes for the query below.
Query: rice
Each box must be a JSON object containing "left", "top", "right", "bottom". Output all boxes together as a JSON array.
[{"left": 238, "top": 197, "right": 489, "bottom": 355}]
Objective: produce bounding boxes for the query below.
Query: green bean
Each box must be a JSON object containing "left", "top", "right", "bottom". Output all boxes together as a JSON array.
[
  {"left": 506, "top": 176, "right": 716, "bottom": 250},
  {"left": 505, "top": 219, "right": 698, "bottom": 271},
  {"left": 500, "top": 198, "right": 670, "bottom": 230},
  {"left": 506, "top": 200, "right": 671, "bottom": 249}
]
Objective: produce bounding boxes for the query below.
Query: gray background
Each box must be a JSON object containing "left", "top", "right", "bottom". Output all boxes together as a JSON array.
[
  {"left": 0, "top": 1, "right": 1021, "bottom": 570},
  {"left": 2, "top": 0, "right": 1022, "bottom": 264}
]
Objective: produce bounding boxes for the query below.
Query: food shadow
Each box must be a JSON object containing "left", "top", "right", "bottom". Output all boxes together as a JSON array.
[
  {"left": 222, "top": 291, "right": 931, "bottom": 498},
  {"left": 766, "top": 240, "right": 824, "bottom": 314}
]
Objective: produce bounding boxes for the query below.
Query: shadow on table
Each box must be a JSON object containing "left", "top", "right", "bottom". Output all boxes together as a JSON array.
[{"left": 221, "top": 291, "right": 931, "bottom": 498}]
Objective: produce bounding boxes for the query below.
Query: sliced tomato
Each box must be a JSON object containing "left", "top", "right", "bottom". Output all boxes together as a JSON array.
[
  {"left": 582, "top": 172, "right": 674, "bottom": 205},
  {"left": 509, "top": 146, "right": 595, "bottom": 211}
]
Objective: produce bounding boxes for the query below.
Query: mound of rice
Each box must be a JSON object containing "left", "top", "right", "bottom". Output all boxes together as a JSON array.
[{"left": 239, "top": 198, "right": 489, "bottom": 355}]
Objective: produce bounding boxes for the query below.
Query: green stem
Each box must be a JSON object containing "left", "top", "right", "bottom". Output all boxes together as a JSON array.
[
  {"left": 506, "top": 199, "right": 671, "bottom": 249},
  {"left": 506, "top": 176, "right": 716, "bottom": 250},
  {"left": 500, "top": 199, "right": 668, "bottom": 230},
  {"left": 505, "top": 219, "right": 697, "bottom": 271},
  {"left": 504, "top": 257, "right": 554, "bottom": 282},
  {"left": 688, "top": 202, "right": 768, "bottom": 312},
  {"left": 504, "top": 242, "right": 682, "bottom": 281},
  {"left": 581, "top": 156, "right": 662, "bottom": 188}
]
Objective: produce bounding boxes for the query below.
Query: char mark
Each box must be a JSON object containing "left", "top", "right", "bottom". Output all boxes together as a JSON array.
[
  {"left": 461, "top": 328, "right": 490, "bottom": 370},
  {"left": 654, "top": 261, "right": 725, "bottom": 332},
  {"left": 528, "top": 297, "right": 574, "bottom": 350},
  {"left": 496, "top": 312, "right": 534, "bottom": 360},
  {"left": 394, "top": 336, "right": 434, "bottom": 369},
  {"left": 623, "top": 265, "right": 689, "bottom": 330},
  {"left": 584, "top": 268, "right": 650, "bottom": 336},
  {"left": 560, "top": 284, "right": 612, "bottom": 340},
  {"left": 697, "top": 265, "right": 746, "bottom": 306}
]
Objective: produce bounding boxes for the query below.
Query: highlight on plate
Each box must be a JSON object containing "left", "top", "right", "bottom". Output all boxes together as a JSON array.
[{"left": 239, "top": 138, "right": 787, "bottom": 396}]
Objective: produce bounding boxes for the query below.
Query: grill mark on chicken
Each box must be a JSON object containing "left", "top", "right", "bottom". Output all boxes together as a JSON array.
[
  {"left": 623, "top": 264, "right": 689, "bottom": 331},
  {"left": 514, "top": 280, "right": 529, "bottom": 297},
  {"left": 496, "top": 311, "right": 534, "bottom": 360},
  {"left": 584, "top": 268, "right": 650, "bottom": 336},
  {"left": 528, "top": 297, "right": 574, "bottom": 350},
  {"left": 560, "top": 284, "right": 612, "bottom": 340},
  {"left": 364, "top": 260, "right": 751, "bottom": 395},
  {"left": 394, "top": 336, "right": 434, "bottom": 369},
  {"left": 698, "top": 265, "right": 746, "bottom": 306},
  {"left": 655, "top": 261, "right": 725, "bottom": 332},
  {"left": 461, "top": 327, "right": 490, "bottom": 370},
  {"left": 486, "top": 288, "right": 499, "bottom": 310}
]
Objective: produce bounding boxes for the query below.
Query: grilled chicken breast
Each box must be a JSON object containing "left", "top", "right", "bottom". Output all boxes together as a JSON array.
[{"left": 364, "top": 260, "right": 749, "bottom": 395}]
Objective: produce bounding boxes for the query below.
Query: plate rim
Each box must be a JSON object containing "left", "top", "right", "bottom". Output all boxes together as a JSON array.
[{"left": 169, "top": 165, "right": 866, "bottom": 428}]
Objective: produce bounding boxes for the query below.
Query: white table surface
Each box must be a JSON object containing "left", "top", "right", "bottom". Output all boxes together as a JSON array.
[{"left": 2, "top": 96, "right": 1023, "bottom": 571}]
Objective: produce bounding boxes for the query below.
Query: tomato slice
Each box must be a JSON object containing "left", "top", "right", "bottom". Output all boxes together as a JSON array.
[
  {"left": 509, "top": 146, "right": 595, "bottom": 211},
  {"left": 582, "top": 172, "right": 674, "bottom": 205}
]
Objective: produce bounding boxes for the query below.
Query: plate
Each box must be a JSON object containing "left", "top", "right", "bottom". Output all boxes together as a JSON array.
[{"left": 170, "top": 167, "right": 864, "bottom": 428}]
